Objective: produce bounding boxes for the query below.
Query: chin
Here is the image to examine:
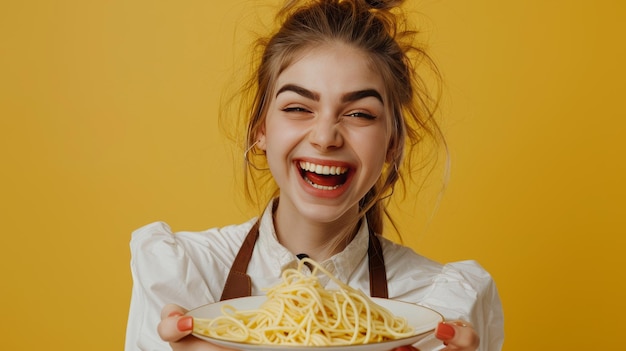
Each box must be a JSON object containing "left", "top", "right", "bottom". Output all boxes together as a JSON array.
[{"left": 295, "top": 200, "right": 357, "bottom": 224}]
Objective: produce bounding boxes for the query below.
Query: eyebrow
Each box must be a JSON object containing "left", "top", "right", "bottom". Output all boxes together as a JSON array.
[
  {"left": 276, "top": 84, "right": 319, "bottom": 101},
  {"left": 276, "top": 84, "right": 384, "bottom": 104},
  {"left": 342, "top": 89, "right": 383, "bottom": 104}
]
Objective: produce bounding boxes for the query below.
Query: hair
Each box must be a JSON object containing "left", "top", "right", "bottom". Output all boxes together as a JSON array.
[{"left": 230, "top": 0, "right": 445, "bottom": 238}]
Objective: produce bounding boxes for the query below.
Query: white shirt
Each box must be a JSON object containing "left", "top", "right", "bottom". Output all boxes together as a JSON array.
[{"left": 125, "top": 201, "right": 504, "bottom": 350}]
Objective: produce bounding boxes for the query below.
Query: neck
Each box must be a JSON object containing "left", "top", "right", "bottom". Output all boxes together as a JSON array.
[{"left": 272, "top": 199, "right": 361, "bottom": 262}]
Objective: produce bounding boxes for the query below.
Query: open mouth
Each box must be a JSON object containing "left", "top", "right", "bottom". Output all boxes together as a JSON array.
[{"left": 298, "top": 161, "right": 350, "bottom": 190}]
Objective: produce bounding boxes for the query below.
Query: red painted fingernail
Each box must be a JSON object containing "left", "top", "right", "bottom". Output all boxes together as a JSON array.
[
  {"left": 177, "top": 316, "right": 193, "bottom": 331},
  {"left": 436, "top": 322, "right": 455, "bottom": 340}
]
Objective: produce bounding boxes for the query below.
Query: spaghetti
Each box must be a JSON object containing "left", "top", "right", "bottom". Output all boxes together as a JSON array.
[{"left": 193, "top": 258, "right": 415, "bottom": 345}]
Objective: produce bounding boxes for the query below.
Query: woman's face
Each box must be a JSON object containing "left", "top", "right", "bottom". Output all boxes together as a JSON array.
[{"left": 256, "top": 43, "right": 392, "bottom": 225}]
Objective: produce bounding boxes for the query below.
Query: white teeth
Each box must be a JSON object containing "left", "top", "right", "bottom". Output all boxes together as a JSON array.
[
  {"left": 299, "top": 161, "right": 348, "bottom": 175},
  {"left": 304, "top": 177, "right": 341, "bottom": 190}
]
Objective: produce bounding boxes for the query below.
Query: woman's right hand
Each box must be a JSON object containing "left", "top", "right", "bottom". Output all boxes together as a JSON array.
[{"left": 158, "top": 304, "right": 237, "bottom": 351}]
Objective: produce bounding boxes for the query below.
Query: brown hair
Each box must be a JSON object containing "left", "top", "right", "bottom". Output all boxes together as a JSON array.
[{"left": 231, "top": 0, "right": 444, "bottom": 236}]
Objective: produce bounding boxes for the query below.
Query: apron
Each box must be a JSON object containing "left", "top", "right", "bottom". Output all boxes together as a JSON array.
[{"left": 220, "top": 220, "right": 389, "bottom": 301}]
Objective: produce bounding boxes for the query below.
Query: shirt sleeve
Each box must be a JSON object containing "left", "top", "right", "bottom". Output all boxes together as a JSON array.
[
  {"left": 420, "top": 260, "right": 504, "bottom": 351},
  {"left": 124, "top": 222, "right": 214, "bottom": 351}
]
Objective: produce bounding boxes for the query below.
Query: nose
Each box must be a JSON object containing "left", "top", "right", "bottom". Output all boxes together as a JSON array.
[{"left": 307, "top": 115, "right": 344, "bottom": 151}]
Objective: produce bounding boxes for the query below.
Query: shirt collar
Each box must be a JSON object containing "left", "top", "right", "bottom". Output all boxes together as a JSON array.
[{"left": 256, "top": 198, "right": 370, "bottom": 285}]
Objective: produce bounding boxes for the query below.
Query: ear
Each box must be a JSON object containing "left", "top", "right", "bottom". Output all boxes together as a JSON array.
[
  {"left": 385, "top": 113, "right": 400, "bottom": 164},
  {"left": 255, "top": 125, "right": 267, "bottom": 151},
  {"left": 385, "top": 136, "right": 398, "bottom": 164}
]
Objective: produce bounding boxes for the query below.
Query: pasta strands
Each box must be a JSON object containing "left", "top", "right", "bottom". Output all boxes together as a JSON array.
[{"left": 193, "top": 258, "right": 414, "bottom": 345}]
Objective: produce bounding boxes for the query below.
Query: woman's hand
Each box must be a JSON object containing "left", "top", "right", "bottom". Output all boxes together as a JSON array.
[
  {"left": 393, "top": 321, "right": 480, "bottom": 351},
  {"left": 158, "top": 304, "right": 237, "bottom": 351},
  {"left": 434, "top": 320, "right": 479, "bottom": 350},
  {"left": 392, "top": 320, "right": 479, "bottom": 351}
]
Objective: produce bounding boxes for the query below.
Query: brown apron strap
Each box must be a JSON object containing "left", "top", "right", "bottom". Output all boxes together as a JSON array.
[
  {"left": 368, "top": 230, "right": 388, "bottom": 298},
  {"left": 220, "top": 220, "right": 389, "bottom": 301},
  {"left": 219, "top": 220, "right": 259, "bottom": 301}
]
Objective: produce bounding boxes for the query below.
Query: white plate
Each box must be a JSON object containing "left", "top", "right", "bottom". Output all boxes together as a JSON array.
[{"left": 187, "top": 296, "right": 443, "bottom": 351}]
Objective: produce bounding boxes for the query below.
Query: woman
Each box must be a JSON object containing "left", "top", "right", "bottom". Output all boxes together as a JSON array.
[{"left": 125, "top": 0, "right": 504, "bottom": 350}]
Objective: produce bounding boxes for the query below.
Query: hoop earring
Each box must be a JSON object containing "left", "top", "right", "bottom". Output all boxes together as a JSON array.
[{"left": 244, "top": 141, "right": 269, "bottom": 171}]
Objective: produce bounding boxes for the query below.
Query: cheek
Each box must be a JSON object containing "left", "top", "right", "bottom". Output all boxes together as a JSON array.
[
  {"left": 265, "top": 118, "right": 307, "bottom": 147},
  {"left": 263, "top": 124, "right": 302, "bottom": 168},
  {"left": 354, "top": 132, "right": 390, "bottom": 173},
  {"left": 366, "top": 125, "right": 393, "bottom": 161},
  {"left": 370, "top": 146, "right": 389, "bottom": 172}
]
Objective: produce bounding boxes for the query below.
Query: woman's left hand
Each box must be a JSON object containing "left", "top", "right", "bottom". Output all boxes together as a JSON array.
[
  {"left": 391, "top": 320, "right": 479, "bottom": 351},
  {"left": 434, "top": 320, "right": 479, "bottom": 350}
]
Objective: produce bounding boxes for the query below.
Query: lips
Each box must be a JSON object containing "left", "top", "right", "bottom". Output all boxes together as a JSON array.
[{"left": 298, "top": 161, "right": 350, "bottom": 190}]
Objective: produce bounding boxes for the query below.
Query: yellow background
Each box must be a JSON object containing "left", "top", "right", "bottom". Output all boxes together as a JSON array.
[{"left": 1, "top": 0, "right": 624, "bottom": 349}]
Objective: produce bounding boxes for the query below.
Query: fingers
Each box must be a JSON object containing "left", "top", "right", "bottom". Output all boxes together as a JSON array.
[
  {"left": 158, "top": 304, "right": 238, "bottom": 351},
  {"left": 161, "top": 303, "right": 189, "bottom": 319},
  {"left": 158, "top": 304, "right": 193, "bottom": 343},
  {"left": 435, "top": 320, "right": 480, "bottom": 351}
]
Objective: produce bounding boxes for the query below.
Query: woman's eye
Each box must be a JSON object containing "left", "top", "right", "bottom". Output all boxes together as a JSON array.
[
  {"left": 282, "top": 106, "right": 311, "bottom": 113},
  {"left": 345, "top": 111, "right": 377, "bottom": 120}
]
